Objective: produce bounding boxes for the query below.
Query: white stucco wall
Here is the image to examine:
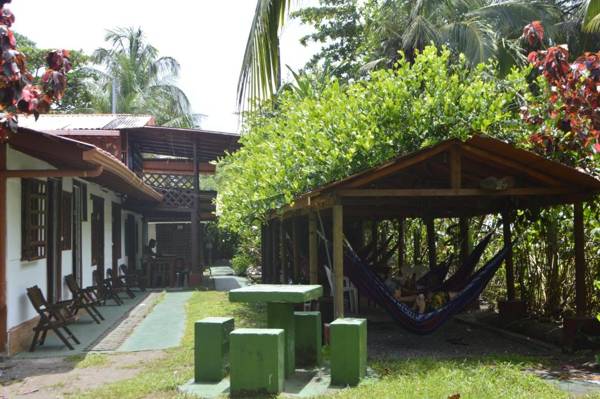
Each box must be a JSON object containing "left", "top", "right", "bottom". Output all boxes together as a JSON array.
[{"left": 5, "top": 146, "right": 144, "bottom": 330}]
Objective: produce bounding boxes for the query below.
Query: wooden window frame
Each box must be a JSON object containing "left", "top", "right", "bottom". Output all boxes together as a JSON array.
[
  {"left": 61, "top": 191, "right": 72, "bottom": 250},
  {"left": 21, "top": 178, "right": 48, "bottom": 261}
]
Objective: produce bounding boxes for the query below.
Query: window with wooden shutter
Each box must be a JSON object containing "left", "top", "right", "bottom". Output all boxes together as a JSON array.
[
  {"left": 21, "top": 179, "right": 48, "bottom": 261},
  {"left": 61, "top": 191, "right": 72, "bottom": 250}
]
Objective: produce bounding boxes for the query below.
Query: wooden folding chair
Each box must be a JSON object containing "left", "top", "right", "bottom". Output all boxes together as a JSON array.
[
  {"left": 64, "top": 275, "right": 104, "bottom": 323},
  {"left": 119, "top": 264, "right": 147, "bottom": 292},
  {"left": 26, "top": 286, "right": 81, "bottom": 351},
  {"left": 106, "top": 268, "right": 134, "bottom": 299},
  {"left": 93, "top": 269, "right": 123, "bottom": 305},
  {"left": 108, "top": 267, "right": 135, "bottom": 298}
]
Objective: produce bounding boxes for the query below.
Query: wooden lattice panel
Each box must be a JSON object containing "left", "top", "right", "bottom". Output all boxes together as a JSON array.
[
  {"left": 143, "top": 173, "right": 194, "bottom": 189},
  {"left": 158, "top": 187, "right": 195, "bottom": 209}
]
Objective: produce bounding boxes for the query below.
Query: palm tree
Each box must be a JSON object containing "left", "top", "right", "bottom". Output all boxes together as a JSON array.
[
  {"left": 583, "top": 0, "right": 600, "bottom": 32},
  {"left": 237, "top": 0, "right": 291, "bottom": 109},
  {"left": 92, "top": 27, "right": 193, "bottom": 127},
  {"left": 367, "top": 0, "right": 561, "bottom": 70}
]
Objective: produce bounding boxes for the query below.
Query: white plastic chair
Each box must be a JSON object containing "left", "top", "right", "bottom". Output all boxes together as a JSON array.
[{"left": 323, "top": 265, "right": 358, "bottom": 313}]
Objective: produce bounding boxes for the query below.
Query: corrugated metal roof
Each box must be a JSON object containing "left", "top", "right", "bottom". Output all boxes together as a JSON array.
[{"left": 18, "top": 114, "right": 154, "bottom": 130}]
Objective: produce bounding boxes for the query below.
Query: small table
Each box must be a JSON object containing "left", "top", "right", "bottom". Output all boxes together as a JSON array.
[{"left": 229, "top": 284, "right": 323, "bottom": 376}]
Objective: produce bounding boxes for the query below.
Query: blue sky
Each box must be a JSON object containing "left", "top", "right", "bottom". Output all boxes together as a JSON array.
[{"left": 10, "top": 1, "right": 319, "bottom": 132}]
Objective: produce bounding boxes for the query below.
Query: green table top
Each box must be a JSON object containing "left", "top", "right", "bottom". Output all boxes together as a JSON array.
[{"left": 229, "top": 284, "right": 323, "bottom": 304}]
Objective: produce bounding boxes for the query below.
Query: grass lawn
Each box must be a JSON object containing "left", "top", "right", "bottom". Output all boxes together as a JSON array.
[{"left": 70, "top": 291, "right": 581, "bottom": 399}]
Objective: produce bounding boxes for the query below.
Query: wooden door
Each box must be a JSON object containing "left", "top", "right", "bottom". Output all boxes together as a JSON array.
[
  {"left": 91, "top": 195, "right": 105, "bottom": 278},
  {"left": 72, "top": 184, "right": 83, "bottom": 286},
  {"left": 46, "top": 179, "right": 62, "bottom": 303}
]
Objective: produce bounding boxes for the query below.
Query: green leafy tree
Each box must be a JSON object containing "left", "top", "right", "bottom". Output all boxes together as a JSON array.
[
  {"left": 92, "top": 27, "right": 193, "bottom": 127},
  {"left": 15, "top": 33, "right": 96, "bottom": 113},
  {"left": 218, "top": 46, "right": 530, "bottom": 236},
  {"left": 292, "top": 0, "right": 365, "bottom": 79}
]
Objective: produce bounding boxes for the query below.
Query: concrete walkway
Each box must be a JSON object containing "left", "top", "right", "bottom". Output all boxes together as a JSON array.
[
  {"left": 117, "top": 291, "right": 193, "bottom": 352},
  {"left": 17, "top": 293, "right": 148, "bottom": 358},
  {"left": 206, "top": 266, "right": 249, "bottom": 291}
]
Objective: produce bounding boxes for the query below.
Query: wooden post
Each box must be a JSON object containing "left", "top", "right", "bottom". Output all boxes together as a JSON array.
[
  {"left": 574, "top": 202, "right": 587, "bottom": 316},
  {"left": 459, "top": 217, "right": 470, "bottom": 265},
  {"left": 292, "top": 218, "right": 300, "bottom": 282},
  {"left": 0, "top": 142, "right": 7, "bottom": 351},
  {"left": 450, "top": 144, "right": 462, "bottom": 189},
  {"left": 371, "top": 221, "right": 378, "bottom": 265},
  {"left": 502, "top": 212, "right": 515, "bottom": 301},
  {"left": 190, "top": 140, "right": 201, "bottom": 272},
  {"left": 272, "top": 219, "right": 280, "bottom": 283},
  {"left": 280, "top": 218, "right": 288, "bottom": 283},
  {"left": 333, "top": 204, "right": 344, "bottom": 318},
  {"left": 397, "top": 218, "right": 405, "bottom": 269},
  {"left": 308, "top": 212, "right": 318, "bottom": 284},
  {"left": 425, "top": 218, "right": 436, "bottom": 269},
  {"left": 261, "top": 224, "right": 269, "bottom": 283},
  {"left": 413, "top": 222, "right": 421, "bottom": 266}
]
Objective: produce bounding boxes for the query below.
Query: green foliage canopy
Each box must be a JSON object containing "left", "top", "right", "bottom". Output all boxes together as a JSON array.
[{"left": 217, "top": 46, "right": 530, "bottom": 236}]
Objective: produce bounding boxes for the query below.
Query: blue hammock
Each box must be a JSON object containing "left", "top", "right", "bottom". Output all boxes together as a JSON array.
[{"left": 344, "top": 241, "right": 509, "bottom": 334}]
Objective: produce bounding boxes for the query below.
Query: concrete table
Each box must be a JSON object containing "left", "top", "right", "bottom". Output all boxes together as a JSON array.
[{"left": 229, "top": 284, "right": 323, "bottom": 377}]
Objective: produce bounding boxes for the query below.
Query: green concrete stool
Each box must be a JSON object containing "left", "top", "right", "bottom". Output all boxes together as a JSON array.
[
  {"left": 194, "top": 317, "right": 235, "bottom": 383},
  {"left": 230, "top": 328, "right": 285, "bottom": 396},
  {"left": 294, "top": 311, "right": 322, "bottom": 368},
  {"left": 330, "top": 318, "right": 367, "bottom": 386}
]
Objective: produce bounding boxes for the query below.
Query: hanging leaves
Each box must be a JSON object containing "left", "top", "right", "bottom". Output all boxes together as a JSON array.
[
  {"left": 521, "top": 21, "right": 600, "bottom": 172},
  {"left": 0, "top": 0, "right": 70, "bottom": 141}
]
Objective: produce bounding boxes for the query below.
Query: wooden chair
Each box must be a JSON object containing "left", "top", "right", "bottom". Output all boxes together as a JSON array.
[
  {"left": 106, "top": 268, "right": 135, "bottom": 298},
  {"left": 26, "top": 286, "right": 80, "bottom": 351},
  {"left": 64, "top": 274, "right": 104, "bottom": 324},
  {"left": 92, "top": 269, "right": 123, "bottom": 305},
  {"left": 119, "top": 264, "right": 147, "bottom": 292}
]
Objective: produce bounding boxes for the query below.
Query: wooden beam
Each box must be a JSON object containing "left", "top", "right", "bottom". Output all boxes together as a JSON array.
[
  {"left": 1, "top": 166, "right": 103, "bottom": 178},
  {"left": 502, "top": 212, "right": 516, "bottom": 301},
  {"left": 272, "top": 220, "right": 280, "bottom": 283},
  {"left": 338, "top": 188, "right": 573, "bottom": 197},
  {"left": 292, "top": 218, "right": 300, "bottom": 282},
  {"left": 333, "top": 204, "right": 344, "bottom": 318},
  {"left": 0, "top": 142, "right": 7, "bottom": 351},
  {"left": 425, "top": 218, "right": 436, "bottom": 269},
  {"left": 459, "top": 217, "right": 470, "bottom": 265},
  {"left": 397, "top": 218, "right": 405, "bottom": 269},
  {"left": 280, "top": 218, "right": 288, "bottom": 283},
  {"left": 308, "top": 212, "right": 318, "bottom": 285},
  {"left": 461, "top": 144, "right": 563, "bottom": 187},
  {"left": 142, "top": 159, "right": 215, "bottom": 175},
  {"left": 190, "top": 141, "right": 201, "bottom": 272},
  {"left": 574, "top": 202, "right": 587, "bottom": 316}
]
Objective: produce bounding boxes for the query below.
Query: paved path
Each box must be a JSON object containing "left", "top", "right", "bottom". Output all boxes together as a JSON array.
[
  {"left": 118, "top": 291, "right": 193, "bottom": 352},
  {"left": 17, "top": 293, "right": 148, "bottom": 358}
]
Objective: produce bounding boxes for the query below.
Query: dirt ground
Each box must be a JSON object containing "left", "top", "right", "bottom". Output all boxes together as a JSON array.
[{"left": 0, "top": 350, "right": 165, "bottom": 399}]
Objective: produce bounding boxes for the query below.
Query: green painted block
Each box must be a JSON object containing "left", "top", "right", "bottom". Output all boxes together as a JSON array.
[
  {"left": 267, "top": 302, "right": 295, "bottom": 377},
  {"left": 230, "top": 328, "right": 284, "bottom": 396},
  {"left": 194, "top": 317, "right": 235, "bottom": 383},
  {"left": 294, "top": 311, "right": 322, "bottom": 368},
  {"left": 330, "top": 318, "right": 367, "bottom": 387},
  {"left": 229, "top": 284, "right": 323, "bottom": 304}
]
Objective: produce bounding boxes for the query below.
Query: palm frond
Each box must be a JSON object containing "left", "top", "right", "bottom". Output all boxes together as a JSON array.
[
  {"left": 469, "top": 1, "right": 561, "bottom": 37},
  {"left": 583, "top": 0, "right": 600, "bottom": 32},
  {"left": 443, "top": 18, "right": 497, "bottom": 65},
  {"left": 237, "top": 0, "right": 291, "bottom": 109},
  {"left": 401, "top": 15, "right": 442, "bottom": 54}
]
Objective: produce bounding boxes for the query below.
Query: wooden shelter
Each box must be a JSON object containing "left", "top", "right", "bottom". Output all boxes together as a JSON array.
[{"left": 263, "top": 135, "right": 600, "bottom": 320}]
